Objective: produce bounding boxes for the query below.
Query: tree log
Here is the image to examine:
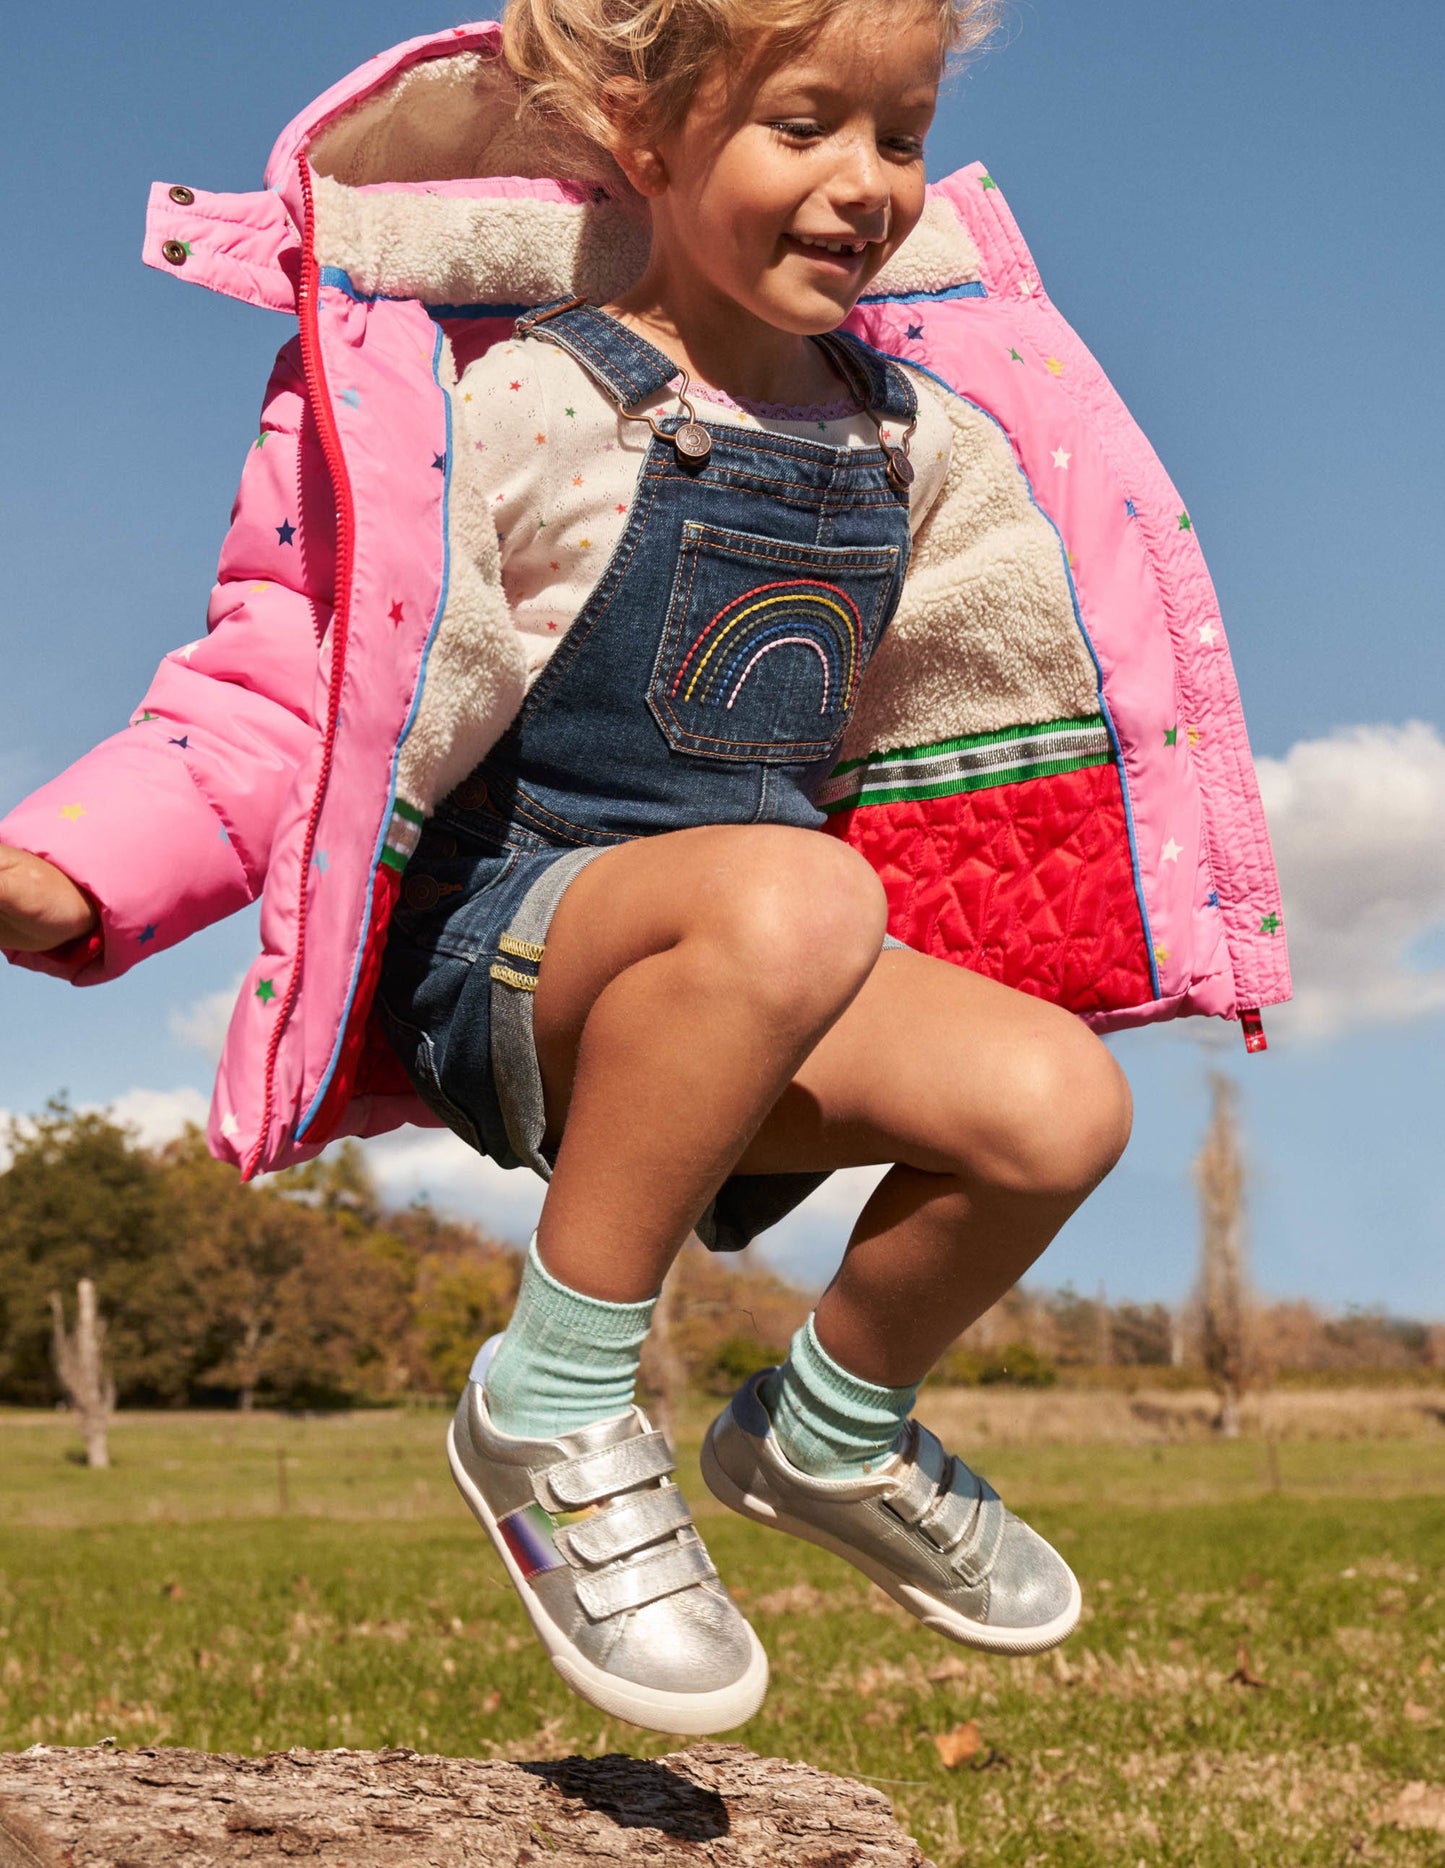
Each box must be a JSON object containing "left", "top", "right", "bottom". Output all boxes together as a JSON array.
[{"left": 0, "top": 1742, "right": 934, "bottom": 1867}]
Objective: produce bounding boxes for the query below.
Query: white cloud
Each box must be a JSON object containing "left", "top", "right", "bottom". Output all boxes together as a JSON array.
[
  {"left": 103, "top": 1085, "right": 211, "bottom": 1148},
  {"left": 1257, "top": 720, "right": 1445, "bottom": 1037},
  {"left": 0, "top": 1085, "right": 210, "bottom": 1170},
  {"left": 170, "top": 977, "right": 244, "bottom": 1062},
  {"left": 356, "top": 1128, "right": 548, "bottom": 1244}
]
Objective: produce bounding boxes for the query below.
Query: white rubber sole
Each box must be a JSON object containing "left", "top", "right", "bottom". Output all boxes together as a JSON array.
[
  {"left": 700, "top": 1424, "right": 1082, "bottom": 1658},
  {"left": 446, "top": 1413, "right": 769, "bottom": 1735}
]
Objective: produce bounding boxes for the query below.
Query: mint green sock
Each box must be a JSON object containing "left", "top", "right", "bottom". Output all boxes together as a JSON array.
[
  {"left": 762, "top": 1314, "right": 919, "bottom": 1480},
  {"left": 482, "top": 1238, "right": 656, "bottom": 1440}
]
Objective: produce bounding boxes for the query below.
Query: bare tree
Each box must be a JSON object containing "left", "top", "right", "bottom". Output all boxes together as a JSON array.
[
  {"left": 48, "top": 1277, "right": 116, "bottom": 1469},
  {"left": 1193, "top": 1072, "right": 1252, "bottom": 1438}
]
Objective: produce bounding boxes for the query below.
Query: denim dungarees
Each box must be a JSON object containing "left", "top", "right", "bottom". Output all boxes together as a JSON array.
[{"left": 378, "top": 302, "right": 918, "bottom": 1251}]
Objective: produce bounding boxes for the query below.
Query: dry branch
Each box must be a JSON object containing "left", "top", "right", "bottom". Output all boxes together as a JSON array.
[{"left": 0, "top": 1741, "right": 933, "bottom": 1867}]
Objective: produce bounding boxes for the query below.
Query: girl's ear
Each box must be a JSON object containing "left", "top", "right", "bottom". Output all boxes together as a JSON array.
[{"left": 600, "top": 78, "right": 670, "bottom": 198}]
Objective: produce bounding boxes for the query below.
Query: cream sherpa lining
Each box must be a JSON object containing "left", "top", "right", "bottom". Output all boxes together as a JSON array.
[
  {"left": 843, "top": 382, "right": 1099, "bottom": 761},
  {"left": 307, "top": 47, "right": 1083, "bottom": 814},
  {"left": 311, "top": 182, "right": 977, "bottom": 311}
]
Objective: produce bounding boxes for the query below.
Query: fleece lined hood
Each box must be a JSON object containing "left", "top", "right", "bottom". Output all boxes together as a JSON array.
[{"left": 151, "top": 20, "right": 984, "bottom": 315}]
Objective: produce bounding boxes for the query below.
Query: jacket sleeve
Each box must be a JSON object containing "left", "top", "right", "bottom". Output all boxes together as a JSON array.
[{"left": 0, "top": 338, "right": 332, "bottom": 984}]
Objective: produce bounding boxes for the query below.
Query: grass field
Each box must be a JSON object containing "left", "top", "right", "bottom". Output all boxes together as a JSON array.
[{"left": 1, "top": 1402, "right": 1442, "bottom": 1865}]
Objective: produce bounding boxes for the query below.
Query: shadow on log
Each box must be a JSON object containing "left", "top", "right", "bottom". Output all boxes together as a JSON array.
[{"left": 0, "top": 1741, "right": 934, "bottom": 1866}]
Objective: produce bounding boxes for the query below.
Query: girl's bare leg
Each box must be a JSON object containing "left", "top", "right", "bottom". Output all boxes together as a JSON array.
[
  {"left": 531, "top": 823, "right": 889, "bottom": 1301},
  {"left": 531, "top": 825, "right": 1133, "bottom": 1375},
  {"left": 730, "top": 949, "right": 1133, "bottom": 1385}
]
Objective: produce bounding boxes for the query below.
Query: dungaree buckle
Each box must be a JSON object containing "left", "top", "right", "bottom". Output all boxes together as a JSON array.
[{"left": 625, "top": 370, "right": 713, "bottom": 470}]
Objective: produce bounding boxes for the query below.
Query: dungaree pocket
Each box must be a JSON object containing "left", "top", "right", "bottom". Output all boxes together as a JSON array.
[{"left": 648, "top": 522, "right": 902, "bottom": 764}]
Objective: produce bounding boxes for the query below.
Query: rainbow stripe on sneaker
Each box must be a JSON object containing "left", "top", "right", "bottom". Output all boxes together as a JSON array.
[{"left": 496, "top": 1501, "right": 599, "bottom": 1580}]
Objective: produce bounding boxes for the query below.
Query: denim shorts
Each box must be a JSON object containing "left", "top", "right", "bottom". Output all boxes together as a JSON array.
[{"left": 376, "top": 811, "right": 604, "bottom": 1175}]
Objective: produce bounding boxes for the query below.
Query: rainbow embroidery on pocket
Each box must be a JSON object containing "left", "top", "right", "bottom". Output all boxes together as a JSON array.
[{"left": 671, "top": 579, "right": 864, "bottom": 714}]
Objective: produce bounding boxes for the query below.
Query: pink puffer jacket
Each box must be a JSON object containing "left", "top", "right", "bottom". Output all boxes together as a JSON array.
[{"left": 1, "top": 22, "right": 1290, "bottom": 1179}]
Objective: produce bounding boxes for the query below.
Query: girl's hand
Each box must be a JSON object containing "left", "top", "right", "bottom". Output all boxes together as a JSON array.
[{"left": 0, "top": 845, "right": 99, "bottom": 952}]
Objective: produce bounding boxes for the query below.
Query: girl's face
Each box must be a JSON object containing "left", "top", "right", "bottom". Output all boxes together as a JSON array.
[{"left": 630, "top": 8, "right": 943, "bottom": 335}]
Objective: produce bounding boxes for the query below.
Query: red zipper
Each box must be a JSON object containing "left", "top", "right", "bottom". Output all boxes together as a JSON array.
[{"left": 242, "top": 154, "right": 358, "bottom": 1180}]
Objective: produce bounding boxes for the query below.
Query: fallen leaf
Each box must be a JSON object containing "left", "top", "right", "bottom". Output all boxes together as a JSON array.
[
  {"left": 162, "top": 1581, "right": 185, "bottom": 1601},
  {"left": 478, "top": 1689, "right": 501, "bottom": 1715},
  {"left": 1226, "top": 1645, "right": 1268, "bottom": 1689},
  {"left": 932, "top": 1721, "right": 982, "bottom": 1769},
  {"left": 1418, "top": 1656, "right": 1435, "bottom": 1678},
  {"left": 1375, "top": 1783, "right": 1445, "bottom": 1835},
  {"left": 927, "top": 1657, "right": 971, "bottom": 1684},
  {"left": 1402, "top": 1702, "right": 1435, "bottom": 1726}
]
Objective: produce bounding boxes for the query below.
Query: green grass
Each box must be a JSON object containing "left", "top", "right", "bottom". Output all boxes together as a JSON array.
[{"left": 1, "top": 1408, "right": 1442, "bottom": 1865}]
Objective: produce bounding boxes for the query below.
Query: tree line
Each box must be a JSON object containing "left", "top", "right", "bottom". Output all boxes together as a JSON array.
[
  {"left": 1, "top": 1099, "right": 1437, "bottom": 1414},
  {"left": 0, "top": 1102, "right": 520, "bottom": 1410}
]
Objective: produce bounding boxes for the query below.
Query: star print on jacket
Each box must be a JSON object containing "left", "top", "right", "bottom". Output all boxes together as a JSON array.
[{"left": 276, "top": 519, "right": 296, "bottom": 545}]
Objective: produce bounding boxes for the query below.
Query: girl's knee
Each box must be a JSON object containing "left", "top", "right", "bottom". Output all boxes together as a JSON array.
[
  {"left": 701, "top": 831, "right": 887, "bottom": 1023},
  {"left": 982, "top": 1021, "right": 1133, "bottom": 1199}
]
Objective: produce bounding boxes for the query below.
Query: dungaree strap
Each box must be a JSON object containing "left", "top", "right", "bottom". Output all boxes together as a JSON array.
[
  {"left": 513, "top": 298, "right": 681, "bottom": 408},
  {"left": 816, "top": 330, "right": 920, "bottom": 429},
  {"left": 516, "top": 300, "right": 919, "bottom": 432}
]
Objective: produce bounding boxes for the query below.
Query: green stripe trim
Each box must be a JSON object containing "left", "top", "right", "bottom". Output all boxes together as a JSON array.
[
  {"left": 393, "top": 798, "right": 425, "bottom": 826},
  {"left": 823, "top": 750, "right": 1112, "bottom": 813},
  {"left": 380, "top": 846, "right": 409, "bottom": 873},
  {"left": 820, "top": 717, "right": 1113, "bottom": 815},
  {"left": 828, "top": 715, "right": 1106, "bottom": 778}
]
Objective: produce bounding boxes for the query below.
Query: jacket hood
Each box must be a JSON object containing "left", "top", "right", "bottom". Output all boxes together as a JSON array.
[{"left": 241, "top": 20, "right": 984, "bottom": 313}]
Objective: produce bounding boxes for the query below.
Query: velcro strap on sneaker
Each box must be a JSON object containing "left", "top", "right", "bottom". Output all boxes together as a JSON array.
[
  {"left": 546, "top": 1431, "right": 674, "bottom": 1508},
  {"left": 884, "top": 1423, "right": 949, "bottom": 1526},
  {"left": 575, "top": 1539, "right": 717, "bottom": 1621},
  {"left": 921, "top": 1463, "right": 1006, "bottom": 1584},
  {"left": 918, "top": 1457, "right": 986, "bottom": 1550},
  {"left": 559, "top": 1486, "right": 693, "bottom": 1567}
]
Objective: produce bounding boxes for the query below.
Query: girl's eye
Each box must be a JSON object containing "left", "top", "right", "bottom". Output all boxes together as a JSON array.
[
  {"left": 886, "top": 137, "right": 926, "bottom": 159},
  {"left": 770, "top": 120, "right": 827, "bottom": 143}
]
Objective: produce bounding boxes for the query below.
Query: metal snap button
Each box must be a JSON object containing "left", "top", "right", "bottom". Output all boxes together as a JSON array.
[
  {"left": 168, "top": 185, "right": 195, "bottom": 206},
  {"left": 161, "top": 240, "right": 188, "bottom": 266},
  {"left": 452, "top": 777, "right": 490, "bottom": 811}
]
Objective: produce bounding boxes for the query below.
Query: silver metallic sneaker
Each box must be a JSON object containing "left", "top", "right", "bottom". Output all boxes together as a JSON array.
[
  {"left": 447, "top": 1337, "right": 768, "bottom": 1734},
  {"left": 701, "top": 1370, "right": 1081, "bottom": 1657}
]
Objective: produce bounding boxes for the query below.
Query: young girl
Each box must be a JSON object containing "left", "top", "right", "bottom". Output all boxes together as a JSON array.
[{"left": 0, "top": 0, "right": 1288, "bottom": 1737}]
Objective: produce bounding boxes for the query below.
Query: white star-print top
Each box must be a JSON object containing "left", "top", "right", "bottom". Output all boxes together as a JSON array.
[{"left": 454, "top": 338, "right": 953, "bottom": 687}]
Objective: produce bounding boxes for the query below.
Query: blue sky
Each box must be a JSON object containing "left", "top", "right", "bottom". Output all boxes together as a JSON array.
[{"left": 2, "top": 3, "right": 1442, "bottom": 1315}]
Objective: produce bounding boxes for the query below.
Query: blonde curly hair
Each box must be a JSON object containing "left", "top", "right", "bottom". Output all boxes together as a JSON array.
[{"left": 502, "top": 0, "right": 1002, "bottom": 149}]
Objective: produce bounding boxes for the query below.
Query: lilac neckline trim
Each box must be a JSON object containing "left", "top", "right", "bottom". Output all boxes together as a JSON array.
[{"left": 676, "top": 374, "right": 861, "bottom": 424}]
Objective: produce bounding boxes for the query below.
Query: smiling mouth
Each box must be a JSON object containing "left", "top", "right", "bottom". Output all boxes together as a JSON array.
[{"left": 786, "top": 232, "right": 871, "bottom": 263}]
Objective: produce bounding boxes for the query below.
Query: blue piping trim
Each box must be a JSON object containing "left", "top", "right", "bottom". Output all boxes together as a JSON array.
[
  {"left": 858, "top": 342, "right": 1161, "bottom": 1001},
  {"left": 858, "top": 280, "right": 987, "bottom": 304},
  {"left": 318, "top": 267, "right": 533, "bottom": 322},
  {"left": 296, "top": 321, "right": 455, "bottom": 1138},
  {"left": 318, "top": 266, "right": 987, "bottom": 317}
]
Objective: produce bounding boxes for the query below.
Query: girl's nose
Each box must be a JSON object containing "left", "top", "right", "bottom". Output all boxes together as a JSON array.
[{"left": 832, "top": 137, "right": 892, "bottom": 225}]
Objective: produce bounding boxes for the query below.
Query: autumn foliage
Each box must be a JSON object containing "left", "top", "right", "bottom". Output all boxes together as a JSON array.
[{"left": 0, "top": 1100, "right": 1437, "bottom": 1411}]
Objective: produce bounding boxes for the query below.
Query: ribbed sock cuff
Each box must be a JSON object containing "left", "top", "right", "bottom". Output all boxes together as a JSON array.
[
  {"left": 767, "top": 1314, "right": 920, "bottom": 1481},
  {"left": 483, "top": 1239, "right": 656, "bottom": 1440}
]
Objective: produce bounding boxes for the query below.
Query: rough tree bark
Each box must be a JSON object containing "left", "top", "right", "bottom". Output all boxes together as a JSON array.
[
  {"left": 1193, "top": 1071, "right": 1251, "bottom": 1439},
  {"left": 0, "top": 1742, "right": 933, "bottom": 1867},
  {"left": 46, "top": 1278, "right": 115, "bottom": 1470}
]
